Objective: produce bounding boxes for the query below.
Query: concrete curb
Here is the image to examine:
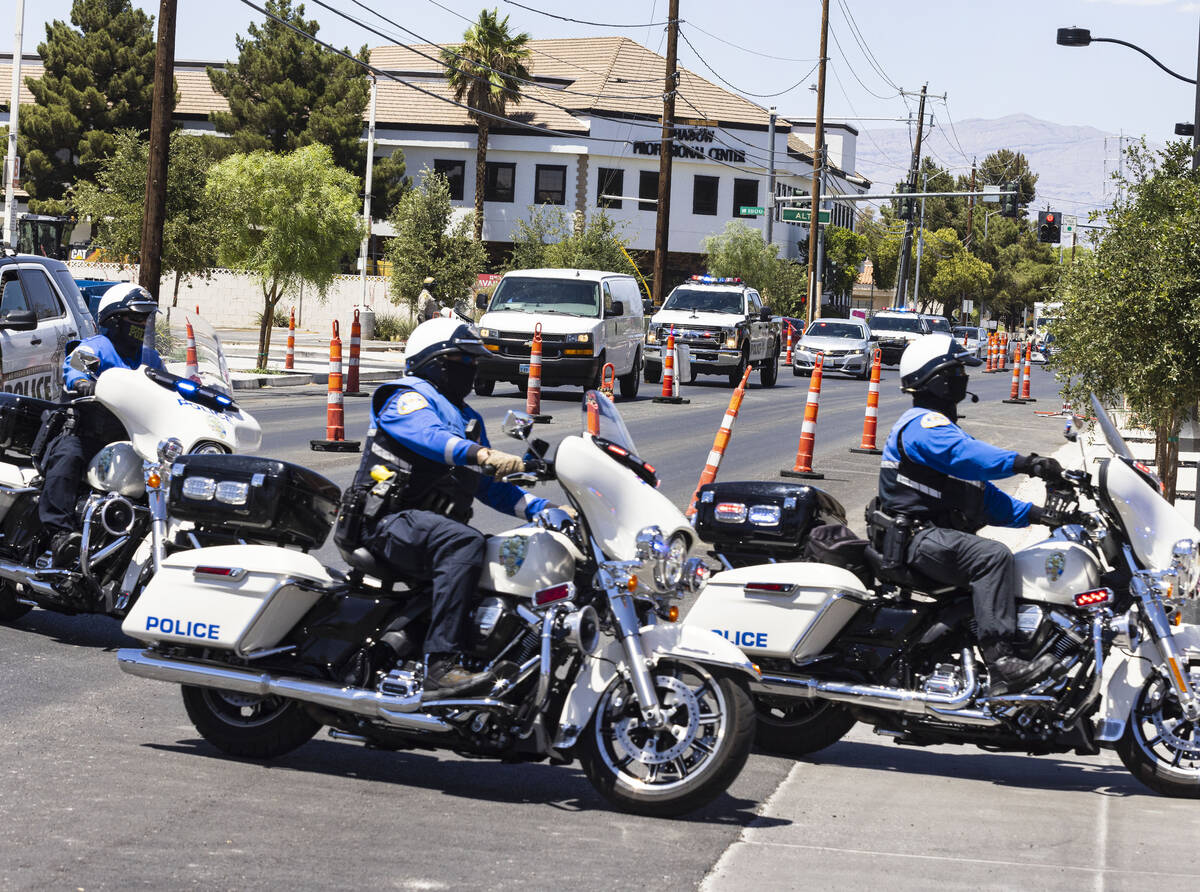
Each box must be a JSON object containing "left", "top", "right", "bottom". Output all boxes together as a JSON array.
[{"left": 230, "top": 372, "right": 314, "bottom": 390}]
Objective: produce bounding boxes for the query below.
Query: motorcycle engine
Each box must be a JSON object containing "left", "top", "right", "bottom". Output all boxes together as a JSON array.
[
  {"left": 922, "top": 662, "right": 964, "bottom": 697},
  {"left": 469, "top": 595, "right": 527, "bottom": 660}
]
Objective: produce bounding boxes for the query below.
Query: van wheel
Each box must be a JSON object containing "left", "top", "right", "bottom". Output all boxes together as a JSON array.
[
  {"left": 728, "top": 345, "right": 749, "bottom": 387},
  {"left": 618, "top": 352, "right": 641, "bottom": 400},
  {"left": 759, "top": 342, "right": 779, "bottom": 387},
  {"left": 473, "top": 377, "right": 495, "bottom": 397}
]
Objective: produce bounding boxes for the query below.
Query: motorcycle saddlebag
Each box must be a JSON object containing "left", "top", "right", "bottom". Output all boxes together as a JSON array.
[
  {"left": 168, "top": 454, "right": 340, "bottom": 549},
  {"left": 693, "top": 481, "right": 847, "bottom": 564},
  {"left": 0, "top": 392, "right": 58, "bottom": 461}
]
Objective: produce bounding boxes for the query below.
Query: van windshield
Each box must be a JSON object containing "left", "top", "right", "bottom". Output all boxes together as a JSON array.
[
  {"left": 488, "top": 277, "right": 601, "bottom": 317},
  {"left": 662, "top": 288, "right": 744, "bottom": 315}
]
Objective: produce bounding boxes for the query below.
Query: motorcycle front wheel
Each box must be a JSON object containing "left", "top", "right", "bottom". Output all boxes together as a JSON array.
[
  {"left": 182, "top": 685, "right": 321, "bottom": 759},
  {"left": 754, "top": 698, "right": 857, "bottom": 757},
  {"left": 579, "top": 659, "right": 755, "bottom": 817},
  {"left": 1116, "top": 673, "right": 1200, "bottom": 798}
]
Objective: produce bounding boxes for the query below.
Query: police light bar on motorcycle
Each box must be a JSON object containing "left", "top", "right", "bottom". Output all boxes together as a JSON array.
[
  {"left": 144, "top": 366, "right": 237, "bottom": 413},
  {"left": 714, "top": 502, "right": 747, "bottom": 523},
  {"left": 1072, "top": 587, "right": 1112, "bottom": 607},
  {"left": 179, "top": 476, "right": 250, "bottom": 506}
]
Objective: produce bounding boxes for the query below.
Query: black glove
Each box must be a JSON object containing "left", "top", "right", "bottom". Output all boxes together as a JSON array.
[
  {"left": 1014, "top": 453, "right": 1063, "bottom": 480},
  {"left": 69, "top": 379, "right": 95, "bottom": 397},
  {"left": 1029, "top": 504, "right": 1069, "bottom": 527}
]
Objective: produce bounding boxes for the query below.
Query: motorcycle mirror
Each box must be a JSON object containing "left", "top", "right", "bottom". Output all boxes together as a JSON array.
[
  {"left": 70, "top": 347, "right": 101, "bottom": 375},
  {"left": 501, "top": 410, "right": 535, "bottom": 441}
]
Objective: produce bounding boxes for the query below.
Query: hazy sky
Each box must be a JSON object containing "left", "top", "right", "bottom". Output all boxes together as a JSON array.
[{"left": 5, "top": 0, "right": 1199, "bottom": 159}]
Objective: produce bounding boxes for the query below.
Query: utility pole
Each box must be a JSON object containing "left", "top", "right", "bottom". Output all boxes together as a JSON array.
[
  {"left": 358, "top": 74, "right": 378, "bottom": 305},
  {"left": 765, "top": 106, "right": 776, "bottom": 246},
  {"left": 651, "top": 0, "right": 680, "bottom": 305},
  {"left": 4, "top": 0, "right": 24, "bottom": 249},
  {"left": 894, "top": 83, "right": 928, "bottom": 308},
  {"left": 913, "top": 171, "right": 927, "bottom": 301},
  {"left": 965, "top": 158, "right": 976, "bottom": 252},
  {"left": 805, "top": 0, "right": 830, "bottom": 325},
  {"left": 138, "top": 0, "right": 177, "bottom": 302}
]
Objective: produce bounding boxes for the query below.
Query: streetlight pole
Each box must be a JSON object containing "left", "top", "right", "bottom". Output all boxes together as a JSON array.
[
  {"left": 4, "top": 0, "right": 24, "bottom": 250},
  {"left": 806, "top": 0, "right": 830, "bottom": 325}
]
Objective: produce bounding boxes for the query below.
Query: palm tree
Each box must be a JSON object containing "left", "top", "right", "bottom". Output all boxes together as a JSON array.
[{"left": 441, "top": 9, "right": 532, "bottom": 241}]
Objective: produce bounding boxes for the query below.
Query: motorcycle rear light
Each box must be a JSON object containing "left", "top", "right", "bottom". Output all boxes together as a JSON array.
[
  {"left": 748, "top": 504, "right": 781, "bottom": 526},
  {"left": 714, "top": 502, "right": 747, "bottom": 523},
  {"left": 1073, "top": 588, "right": 1112, "bottom": 607},
  {"left": 182, "top": 476, "right": 217, "bottom": 500},
  {"left": 744, "top": 582, "right": 796, "bottom": 594},
  {"left": 193, "top": 566, "right": 245, "bottom": 580},
  {"left": 215, "top": 481, "right": 250, "bottom": 505},
  {"left": 534, "top": 582, "right": 574, "bottom": 607}
]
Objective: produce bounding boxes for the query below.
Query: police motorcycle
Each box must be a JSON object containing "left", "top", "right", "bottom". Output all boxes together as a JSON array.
[
  {"left": 0, "top": 313, "right": 262, "bottom": 623},
  {"left": 115, "top": 392, "right": 758, "bottom": 817},
  {"left": 685, "top": 395, "right": 1200, "bottom": 798}
]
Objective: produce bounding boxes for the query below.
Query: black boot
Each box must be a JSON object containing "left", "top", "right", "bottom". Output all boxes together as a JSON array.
[
  {"left": 36, "top": 531, "right": 81, "bottom": 571},
  {"left": 422, "top": 653, "right": 495, "bottom": 700},
  {"left": 981, "top": 640, "right": 1057, "bottom": 695}
]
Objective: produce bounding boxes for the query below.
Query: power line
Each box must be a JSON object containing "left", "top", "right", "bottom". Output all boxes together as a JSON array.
[
  {"left": 683, "top": 21, "right": 818, "bottom": 63},
  {"left": 827, "top": 61, "right": 904, "bottom": 171},
  {"left": 933, "top": 95, "right": 971, "bottom": 163},
  {"left": 501, "top": 1, "right": 672, "bottom": 29},
  {"left": 827, "top": 23, "right": 900, "bottom": 101},
  {"left": 677, "top": 27, "right": 818, "bottom": 98},
  {"left": 835, "top": 0, "right": 902, "bottom": 93}
]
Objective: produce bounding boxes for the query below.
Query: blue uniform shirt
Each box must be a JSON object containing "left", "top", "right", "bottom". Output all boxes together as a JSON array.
[
  {"left": 372, "top": 376, "right": 550, "bottom": 520},
  {"left": 881, "top": 407, "right": 1034, "bottom": 527},
  {"left": 63, "top": 334, "right": 164, "bottom": 390}
]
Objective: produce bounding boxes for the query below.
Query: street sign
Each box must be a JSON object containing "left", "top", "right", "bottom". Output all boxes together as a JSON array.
[
  {"left": 739, "top": 205, "right": 765, "bottom": 216},
  {"left": 781, "top": 208, "right": 831, "bottom": 224},
  {"left": 1063, "top": 215, "right": 1076, "bottom": 237},
  {"left": 981, "top": 184, "right": 1000, "bottom": 203}
]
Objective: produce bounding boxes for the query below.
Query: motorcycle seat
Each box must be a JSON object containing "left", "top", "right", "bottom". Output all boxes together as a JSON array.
[{"left": 863, "top": 545, "right": 962, "bottom": 597}]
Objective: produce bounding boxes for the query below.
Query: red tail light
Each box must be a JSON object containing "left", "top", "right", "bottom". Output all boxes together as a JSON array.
[
  {"left": 1073, "top": 588, "right": 1112, "bottom": 607},
  {"left": 193, "top": 566, "right": 246, "bottom": 580},
  {"left": 744, "top": 582, "right": 796, "bottom": 594}
]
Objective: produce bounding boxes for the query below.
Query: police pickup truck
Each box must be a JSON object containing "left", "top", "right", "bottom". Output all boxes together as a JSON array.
[
  {"left": 0, "top": 253, "right": 99, "bottom": 398},
  {"left": 644, "top": 276, "right": 781, "bottom": 387}
]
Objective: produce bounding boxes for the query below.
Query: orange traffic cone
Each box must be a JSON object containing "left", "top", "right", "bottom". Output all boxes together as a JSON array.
[
  {"left": 585, "top": 390, "right": 601, "bottom": 435},
  {"left": 653, "top": 328, "right": 688, "bottom": 404},
  {"left": 987, "top": 334, "right": 998, "bottom": 372},
  {"left": 782, "top": 352, "right": 825, "bottom": 479},
  {"left": 285, "top": 307, "right": 295, "bottom": 370},
  {"left": 525, "top": 322, "right": 552, "bottom": 422},
  {"left": 850, "top": 348, "right": 883, "bottom": 455},
  {"left": 998, "top": 332, "right": 1007, "bottom": 371},
  {"left": 184, "top": 318, "right": 200, "bottom": 381},
  {"left": 344, "top": 308, "right": 367, "bottom": 397},
  {"left": 311, "top": 321, "right": 361, "bottom": 452},
  {"left": 600, "top": 362, "right": 616, "bottom": 402},
  {"left": 1003, "top": 342, "right": 1024, "bottom": 404},
  {"left": 1020, "top": 340, "right": 1035, "bottom": 401},
  {"left": 687, "top": 365, "right": 752, "bottom": 517},
  {"left": 785, "top": 321, "right": 794, "bottom": 366}
]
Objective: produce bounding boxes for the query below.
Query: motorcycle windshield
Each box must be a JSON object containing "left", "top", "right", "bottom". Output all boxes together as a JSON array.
[
  {"left": 582, "top": 390, "right": 638, "bottom": 454},
  {"left": 1089, "top": 395, "right": 1133, "bottom": 460},
  {"left": 178, "top": 312, "right": 234, "bottom": 396}
]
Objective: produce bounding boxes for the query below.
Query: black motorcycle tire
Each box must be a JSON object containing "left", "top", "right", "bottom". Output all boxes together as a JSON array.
[
  {"left": 182, "top": 685, "right": 321, "bottom": 759},
  {"left": 0, "top": 581, "right": 32, "bottom": 622},
  {"left": 579, "top": 664, "right": 755, "bottom": 817},
  {"left": 754, "top": 698, "right": 857, "bottom": 757},
  {"left": 1115, "top": 675, "right": 1200, "bottom": 798}
]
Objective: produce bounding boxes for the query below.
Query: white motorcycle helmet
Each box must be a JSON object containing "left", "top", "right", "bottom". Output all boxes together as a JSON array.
[
  {"left": 404, "top": 317, "right": 489, "bottom": 405},
  {"left": 899, "top": 333, "right": 982, "bottom": 399},
  {"left": 96, "top": 283, "right": 157, "bottom": 328}
]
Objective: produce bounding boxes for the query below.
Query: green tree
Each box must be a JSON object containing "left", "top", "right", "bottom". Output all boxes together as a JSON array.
[
  {"left": 371, "top": 151, "right": 410, "bottom": 221},
  {"left": 17, "top": 0, "right": 157, "bottom": 213},
  {"left": 929, "top": 249, "right": 993, "bottom": 320},
  {"left": 978, "top": 149, "right": 1038, "bottom": 208},
  {"left": 508, "top": 206, "right": 630, "bottom": 272},
  {"left": 701, "top": 221, "right": 808, "bottom": 315},
  {"left": 70, "top": 130, "right": 216, "bottom": 307},
  {"left": 441, "top": 8, "right": 531, "bottom": 240},
  {"left": 208, "top": 0, "right": 372, "bottom": 176},
  {"left": 206, "top": 144, "right": 363, "bottom": 368},
  {"left": 823, "top": 225, "right": 868, "bottom": 302},
  {"left": 1053, "top": 139, "right": 1200, "bottom": 498},
  {"left": 386, "top": 168, "right": 487, "bottom": 312}
]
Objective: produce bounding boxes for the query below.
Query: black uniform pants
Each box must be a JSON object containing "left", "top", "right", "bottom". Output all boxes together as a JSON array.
[
  {"left": 37, "top": 429, "right": 104, "bottom": 538},
  {"left": 366, "top": 509, "right": 486, "bottom": 656},
  {"left": 906, "top": 527, "right": 1018, "bottom": 643}
]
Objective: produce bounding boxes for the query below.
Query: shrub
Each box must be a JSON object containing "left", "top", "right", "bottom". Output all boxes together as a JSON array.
[
  {"left": 255, "top": 307, "right": 290, "bottom": 328},
  {"left": 374, "top": 312, "right": 417, "bottom": 342}
]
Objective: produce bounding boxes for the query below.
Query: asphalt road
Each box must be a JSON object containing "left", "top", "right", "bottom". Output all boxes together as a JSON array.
[{"left": 8, "top": 361, "right": 1195, "bottom": 891}]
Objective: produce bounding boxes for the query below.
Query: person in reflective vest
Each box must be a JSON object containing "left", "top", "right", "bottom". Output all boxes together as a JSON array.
[{"left": 877, "top": 334, "right": 1064, "bottom": 693}]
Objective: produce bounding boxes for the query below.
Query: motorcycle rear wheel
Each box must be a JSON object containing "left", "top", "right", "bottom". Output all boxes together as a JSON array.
[
  {"left": 754, "top": 698, "right": 857, "bottom": 757},
  {"left": 0, "top": 581, "right": 33, "bottom": 622},
  {"left": 182, "top": 685, "right": 320, "bottom": 759},
  {"left": 1116, "top": 674, "right": 1200, "bottom": 798},
  {"left": 579, "top": 660, "right": 755, "bottom": 817}
]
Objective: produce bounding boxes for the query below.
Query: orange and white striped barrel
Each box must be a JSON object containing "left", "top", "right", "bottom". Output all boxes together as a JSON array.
[
  {"left": 525, "top": 322, "right": 544, "bottom": 417},
  {"left": 687, "top": 365, "right": 751, "bottom": 516},
  {"left": 998, "top": 332, "right": 1007, "bottom": 371},
  {"left": 1020, "top": 340, "right": 1034, "bottom": 400},
  {"left": 1003, "top": 342, "right": 1024, "bottom": 403},
  {"left": 326, "top": 320, "right": 345, "bottom": 441},
  {"left": 184, "top": 318, "right": 200, "bottom": 380},
  {"left": 850, "top": 348, "right": 883, "bottom": 454},
  {"left": 785, "top": 322, "right": 794, "bottom": 366},
  {"left": 781, "top": 352, "right": 825, "bottom": 479},
  {"left": 345, "top": 308, "right": 363, "bottom": 394},
  {"left": 285, "top": 307, "right": 295, "bottom": 370},
  {"left": 660, "top": 328, "right": 676, "bottom": 398},
  {"left": 987, "top": 334, "right": 997, "bottom": 372}
]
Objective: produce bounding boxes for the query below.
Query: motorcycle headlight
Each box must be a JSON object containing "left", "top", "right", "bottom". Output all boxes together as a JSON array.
[
  {"left": 635, "top": 525, "right": 666, "bottom": 562},
  {"left": 657, "top": 533, "right": 689, "bottom": 591},
  {"left": 1170, "top": 538, "right": 1200, "bottom": 598}
]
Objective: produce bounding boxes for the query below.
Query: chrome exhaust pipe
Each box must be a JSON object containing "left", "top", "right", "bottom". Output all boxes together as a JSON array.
[
  {"left": 749, "top": 648, "right": 997, "bottom": 723},
  {"left": 117, "top": 648, "right": 453, "bottom": 734},
  {"left": 0, "top": 559, "right": 68, "bottom": 599}
]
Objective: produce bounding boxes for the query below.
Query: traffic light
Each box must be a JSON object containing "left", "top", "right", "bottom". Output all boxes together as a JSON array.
[
  {"left": 897, "top": 182, "right": 915, "bottom": 221},
  {"left": 1037, "top": 210, "right": 1061, "bottom": 243},
  {"left": 1000, "top": 182, "right": 1019, "bottom": 218}
]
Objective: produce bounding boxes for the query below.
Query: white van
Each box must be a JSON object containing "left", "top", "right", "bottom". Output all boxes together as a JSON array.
[{"left": 474, "top": 269, "right": 646, "bottom": 399}]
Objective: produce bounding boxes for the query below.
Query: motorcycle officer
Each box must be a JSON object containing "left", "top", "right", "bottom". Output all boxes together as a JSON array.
[
  {"left": 38, "top": 283, "right": 164, "bottom": 566},
  {"left": 349, "top": 317, "right": 568, "bottom": 698},
  {"left": 875, "top": 333, "right": 1063, "bottom": 692}
]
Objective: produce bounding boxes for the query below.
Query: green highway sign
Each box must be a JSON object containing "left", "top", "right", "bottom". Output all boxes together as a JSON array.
[
  {"left": 781, "top": 208, "right": 831, "bottom": 224},
  {"left": 738, "top": 205, "right": 765, "bottom": 216}
]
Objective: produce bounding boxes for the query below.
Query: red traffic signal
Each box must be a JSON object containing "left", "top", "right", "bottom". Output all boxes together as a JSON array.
[{"left": 1045, "top": 213, "right": 1056, "bottom": 223}]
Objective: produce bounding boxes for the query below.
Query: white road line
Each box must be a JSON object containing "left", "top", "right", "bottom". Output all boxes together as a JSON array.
[{"left": 1094, "top": 788, "right": 1110, "bottom": 892}]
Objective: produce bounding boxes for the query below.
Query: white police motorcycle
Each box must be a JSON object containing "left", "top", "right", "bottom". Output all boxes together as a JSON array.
[
  {"left": 686, "top": 396, "right": 1200, "bottom": 798},
  {"left": 0, "top": 314, "right": 261, "bottom": 622},
  {"left": 116, "top": 393, "right": 757, "bottom": 817}
]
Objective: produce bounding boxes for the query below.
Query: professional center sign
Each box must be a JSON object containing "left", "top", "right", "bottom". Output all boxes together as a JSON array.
[{"left": 631, "top": 127, "right": 746, "bottom": 163}]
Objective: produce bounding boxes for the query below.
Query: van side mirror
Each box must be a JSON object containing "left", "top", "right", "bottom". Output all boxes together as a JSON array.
[
  {"left": 759, "top": 306, "right": 772, "bottom": 322},
  {"left": 608, "top": 300, "right": 624, "bottom": 317},
  {"left": 643, "top": 299, "right": 654, "bottom": 315},
  {"left": 0, "top": 309, "right": 37, "bottom": 331},
  {"left": 475, "top": 293, "right": 488, "bottom": 310}
]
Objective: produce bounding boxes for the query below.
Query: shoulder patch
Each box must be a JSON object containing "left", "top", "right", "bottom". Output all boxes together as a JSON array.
[
  {"left": 394, "top": 391, "right": 430, "bottom": 416},
  {"left": 920, "top": 412, "right": 951, "bottom": 429}
]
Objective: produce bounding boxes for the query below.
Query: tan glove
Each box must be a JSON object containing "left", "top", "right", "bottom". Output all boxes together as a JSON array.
[
  {"left": 559, "top": 505, "right": 579, "bottom": 520},
  {"left": 478, "top": 447, "right": 526, "bottom": 477}
]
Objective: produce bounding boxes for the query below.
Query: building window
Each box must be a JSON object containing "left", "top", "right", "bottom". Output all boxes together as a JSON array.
[
  {"left": 485, "top": 162, "right": 516, "bottom": 202},
  {"left": 597, "top": 167, "right": 623, "bottom": 209},
  {"left": 433, "top": 159, "right": 465, "bottom": 201},
  {"left": 534, "top": 164, "right": 567, "bottom": 205},
  {"left": 638, "top": 170, "right": 658, "bottom": 211},
  {"left": 732, "top": 178, "right": 759, "bottom": 218},
  {"left": 692, "top": 175, "right": 719, "bottom": 216}
]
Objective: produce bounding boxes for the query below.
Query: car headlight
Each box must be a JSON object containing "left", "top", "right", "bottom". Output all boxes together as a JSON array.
[
  {"left": 1170, "top": 538, "right": 1200, "bottom": 597},
  {"left": 479, "top": 327, "right": 495, "bottom": 338},
  {"left": 566, "top": 333, "right": 590, "bottom": 343},
  {"left": 646, "top": 328, "right": 658, "bottom": 344},
  {"left": 725, "top": 334, "right": 739, "bottom": 348}
]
